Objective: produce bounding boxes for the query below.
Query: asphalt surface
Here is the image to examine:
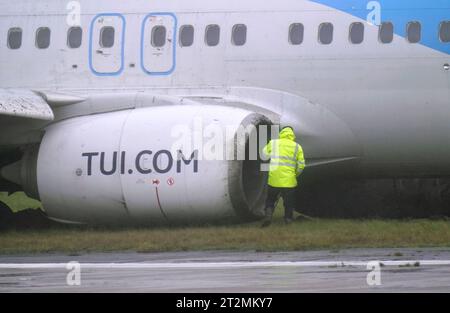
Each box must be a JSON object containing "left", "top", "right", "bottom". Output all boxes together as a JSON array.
[{"left": 1, "top": 248, "right": 450, "bottom": 292}]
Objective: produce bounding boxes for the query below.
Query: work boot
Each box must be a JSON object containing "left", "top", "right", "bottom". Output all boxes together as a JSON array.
[
  {"left": 295, "top": 215, "right": 306, "bottom": 222},
  {"left": 261, "top": 208, "right": 273, "bottom": 228},
  {"left": 261, "top": 216, "right": 272, "bottom": 228}
]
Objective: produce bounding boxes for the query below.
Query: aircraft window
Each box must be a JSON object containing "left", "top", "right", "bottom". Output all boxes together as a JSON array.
[
  {"left": 152, "top": 25, "right": 167, "bottom": 48},
  {"left": 232, "top": 24, "right": 247, "bottom": 46},
  {"left": 318, "top": 23, "right": 333, "bottom": 45},
  {"left": 205, "top": 24, "right": 220, "bottom": 46},
  {"left": 379, "top": 22, "right": 394, "bottom": 44},
  {"left": 36, "top": 27, "right": 51, "bottom": 49},
  {"left": 179, "top": 25, "right": 194, "bottom": 47},
  {"left": 67, "top": 26, "right": 82, "bottom": 49},
  {"left": 100, "top": 26, "right": 115, "bottom": 48},
  {"left": 407, "top": 22, "right": 421, "bottom": 43},
  {"left": 349, "top": 22, "right": 364, "bottom": 44},
  {"left": 289, "top": 23, "right": 304, "bottom": 45},
  {"left": 7, "top": 28, "right": 22, "bottom": 49},
  {"left": 440, "top": 21, "right": 450, "bottom": 43}
]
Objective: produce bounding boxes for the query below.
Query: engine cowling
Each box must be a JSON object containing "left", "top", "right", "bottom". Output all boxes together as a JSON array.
[{"left": 35, "top": 104, "right": 272, "bottom": 225}]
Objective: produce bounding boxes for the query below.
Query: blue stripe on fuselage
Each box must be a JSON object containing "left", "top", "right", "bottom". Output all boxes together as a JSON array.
[{"left": 309, "top": 0, "right": 450, "bottom": 55}]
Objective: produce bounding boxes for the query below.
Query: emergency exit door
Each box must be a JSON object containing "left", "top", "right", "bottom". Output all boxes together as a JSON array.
[
  {"left": 89, "top": 13, "right": 125, "bottom": 76},
  {"left": 141, "top": 13, "right": 177, "bottom": 75}
]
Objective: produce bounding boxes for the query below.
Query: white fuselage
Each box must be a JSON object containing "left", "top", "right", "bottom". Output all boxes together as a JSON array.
[{"left": 1, "top": 0, "right": 450, "bottom": 177}]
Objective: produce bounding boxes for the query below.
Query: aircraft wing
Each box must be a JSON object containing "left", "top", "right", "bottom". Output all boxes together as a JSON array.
[
  {"left": 0, "top": 89, "right": 54, "bottom": 121},
  {"left": 0, "top": 89, "right": 56, "bottom": 192}
]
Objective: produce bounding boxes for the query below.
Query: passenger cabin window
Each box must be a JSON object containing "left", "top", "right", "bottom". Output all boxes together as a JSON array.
[
  {"left": 179, "top": 25, "right": 194, "bottom": 47},
  {"left": 440, "top": 21, "right": 450, "bottom": 43},
  {"left": 318, "top": 23, "right": 333, "bottom": 45},
  {"left": 205, "top": 24, "right": 220, "bottom": 46},
  {"left": 100, "top": 26, "right": 115, "bottom": 48},
  {"left": 289, "top": 23, "right": 304, "bottom": 45},
  {"left": 7, "top": 28, "right": 22, "bottom": 49},
  {"left": 379, "top": 22, "right": 394, "bottom": 44},
  {"left": 407, "top": 22, "right": 421, "bottom": 43},
  {"left": 232, "top": 24, "right": 247, "bottom": 46},
  {"left": 152, "top": 26, "right": 167, "bottom": 47},
  {"left": 67, "top": 27, "right": 82, "bottom": 48},
  {"left": 349, "top": 22, "right": 364, "bottom": 44},
  {"left": 36, "top": 27, "right": 51, "bottom": 49}
]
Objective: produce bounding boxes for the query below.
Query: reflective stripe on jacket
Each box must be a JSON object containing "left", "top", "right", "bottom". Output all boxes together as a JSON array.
[{"left": 263, "top": 127, "right": 305, "bottom": 188}]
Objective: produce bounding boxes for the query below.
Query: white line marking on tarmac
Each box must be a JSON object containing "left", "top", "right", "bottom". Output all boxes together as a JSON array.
[{"left": 0, "top": 260, "right": 450, "bottom": 269}]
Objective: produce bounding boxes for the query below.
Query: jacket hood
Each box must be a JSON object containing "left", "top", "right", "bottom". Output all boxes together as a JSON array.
[{"left": 279, "top": 127, "right": 296, "bottom": 141}]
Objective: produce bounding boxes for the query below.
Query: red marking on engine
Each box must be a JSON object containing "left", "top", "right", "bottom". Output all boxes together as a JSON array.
[{"left": 155, "top": 187, "right": 169, "bottom": 221}]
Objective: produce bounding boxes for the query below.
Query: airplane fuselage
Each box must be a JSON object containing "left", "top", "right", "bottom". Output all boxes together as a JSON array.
[
  {"left": 1, "top": 0, "right": 450, "bottom": 223},
  {"left": 1, "top": 0, "right": 449, "bottom": 177}
]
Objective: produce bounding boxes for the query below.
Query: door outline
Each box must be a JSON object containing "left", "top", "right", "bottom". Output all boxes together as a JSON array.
[
  {"left": 140, "top": 12, "right": 177, "bottom": 76},
  {"left": 89, "top": 13, "right": 126, "bottom": 76}
]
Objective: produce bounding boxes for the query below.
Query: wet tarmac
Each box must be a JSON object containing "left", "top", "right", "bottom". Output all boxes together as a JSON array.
[{"left": 0, "top": 248, "right": 449, "bottom": 292}]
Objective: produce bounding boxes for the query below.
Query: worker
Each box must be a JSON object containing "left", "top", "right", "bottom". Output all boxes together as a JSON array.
[{"left": 261, "top": 126, "right": 305, "bottom": 227}]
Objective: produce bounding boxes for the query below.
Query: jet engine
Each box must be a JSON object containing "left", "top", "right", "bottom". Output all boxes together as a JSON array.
[{"left": 7, "top": 104, "right": 272, "bottom": 225}]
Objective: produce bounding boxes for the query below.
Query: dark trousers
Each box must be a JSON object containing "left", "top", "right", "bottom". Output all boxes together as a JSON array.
[{"left": 265, "top": 186, "right": 297, "bottom": 220}]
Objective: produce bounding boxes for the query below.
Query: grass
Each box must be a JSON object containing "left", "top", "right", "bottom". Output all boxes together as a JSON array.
[
  {"left": 1, "top": 193, "right": 450, "bottom": 255},
  {"left": 0, "top": 219, "right": 450, "bottom": 255}
]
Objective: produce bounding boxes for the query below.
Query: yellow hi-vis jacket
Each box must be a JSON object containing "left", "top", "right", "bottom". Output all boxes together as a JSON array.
[{"left": 263, "top": 127, "right": 306, "bottom": 188}]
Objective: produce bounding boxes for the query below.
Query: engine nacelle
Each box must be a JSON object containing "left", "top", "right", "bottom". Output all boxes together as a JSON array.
[{"left": 36, "top": 104, "right": 272, "bottom": 224}]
